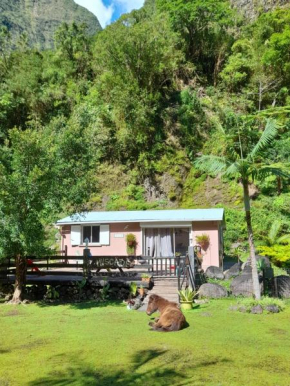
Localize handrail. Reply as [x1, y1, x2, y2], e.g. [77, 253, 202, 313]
[177, 247, 199, 291]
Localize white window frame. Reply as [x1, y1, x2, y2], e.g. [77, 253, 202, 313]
[82, 224, 101, 246]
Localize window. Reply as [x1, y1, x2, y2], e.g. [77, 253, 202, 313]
[83, 226, 100, 244]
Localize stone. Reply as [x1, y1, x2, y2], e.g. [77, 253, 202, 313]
[205, 266, 224, 280]
[242, 255, 271, 270]
[272, 276, 290, 298]
[238, 306, 248, 313]
[132, 298, 142, 310]
[229, 305, 239, 311]
[199, 283, 228, 299]
[224, 263, 241, 280]
[194, 299, 209, 305]
[265, 305, 280, 313]
[251, 304, 263, 314]
[241, 265, 252, 275]
[231, 274, 263, 297]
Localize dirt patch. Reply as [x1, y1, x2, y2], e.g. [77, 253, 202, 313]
[268, 328, 287, 336]
[18, 339, 47, 350]
[3, 309, 20, 317]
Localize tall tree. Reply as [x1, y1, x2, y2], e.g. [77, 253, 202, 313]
[194, 119, 289, 299]
[0, 123, 96, 303]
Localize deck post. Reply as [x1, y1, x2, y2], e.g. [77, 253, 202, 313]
[83, 249, 91, 279]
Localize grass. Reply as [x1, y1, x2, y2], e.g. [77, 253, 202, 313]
[1, 299, 290, 385]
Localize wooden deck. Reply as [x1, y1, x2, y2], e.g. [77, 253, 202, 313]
[0, 255, 187, 288]
[4, 273, 151, 288]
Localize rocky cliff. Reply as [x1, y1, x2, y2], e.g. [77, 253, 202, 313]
[231, 0, 290, 19]
[0, 0, 102, 49]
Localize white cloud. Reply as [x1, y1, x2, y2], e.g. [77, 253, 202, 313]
[74, 0, 145, 28]
[116, 0, 144, 13]
[74, 0, 114, 28]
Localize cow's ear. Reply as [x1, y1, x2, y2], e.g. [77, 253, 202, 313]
[150, 294, 156, 301]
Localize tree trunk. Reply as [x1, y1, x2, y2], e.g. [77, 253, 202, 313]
[242, 181, 261, 300]
[10, 255, 26, 304]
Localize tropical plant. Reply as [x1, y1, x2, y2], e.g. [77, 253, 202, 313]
[129, 282, 138, 297]
[100, 283, 110, 302]
[76, 278, 87, 301]
[257, 244, 290, 268]
[126, 233, 137, 255]
[178, 288, 197, 302]
[195, 234, 210, 249]
[45, 285, 60, 300]
[263, 220, 290, 246]
[195, 119, 290, 299]
[256, 258, 267, 273]
[141, 273, 150, 279]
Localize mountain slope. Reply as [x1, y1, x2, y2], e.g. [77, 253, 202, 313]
[230, 0, 290, 19]
[0, 0, 102, 49]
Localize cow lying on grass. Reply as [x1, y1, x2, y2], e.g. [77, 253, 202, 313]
[146, 294, 186, 332]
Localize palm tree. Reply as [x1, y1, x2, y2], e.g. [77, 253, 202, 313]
[194, 119, 289, 299]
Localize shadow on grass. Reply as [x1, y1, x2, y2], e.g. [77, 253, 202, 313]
[0, 349, 10, 354]
[36, 300, 124, 310]
[29, 349, 232, 386]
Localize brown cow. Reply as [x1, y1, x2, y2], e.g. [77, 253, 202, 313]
[146, 294, 186, 332]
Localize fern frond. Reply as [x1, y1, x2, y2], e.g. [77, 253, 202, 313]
[194, 155, 228, 176]
[256, 165, 290, 180]
[268, 220, 282, 245]
[250, 119, 278, 159]
[277, 234, 290, 245]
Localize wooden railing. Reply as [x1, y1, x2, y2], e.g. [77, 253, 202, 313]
[0, 255, 193, 283]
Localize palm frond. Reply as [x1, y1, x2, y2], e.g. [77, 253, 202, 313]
[256, 165, 290, 180]
[249, 119, 279, 159]
[224, 162, 240, 178]
[194, 155, 228, 176]
[277, 234, 290, 245]
[268, 220, 282, 245]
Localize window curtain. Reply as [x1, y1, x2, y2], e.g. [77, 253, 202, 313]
[144, 229, 157, 257]
[145, 229, 173, 257]
[160, 228, 174, 257]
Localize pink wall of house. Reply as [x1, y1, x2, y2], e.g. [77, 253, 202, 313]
[61, 223, 142, 257]
[60, 220, 222, 268]
[191, 221, 220, 270]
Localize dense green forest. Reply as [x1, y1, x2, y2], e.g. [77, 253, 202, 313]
[0, 0, 289, 266]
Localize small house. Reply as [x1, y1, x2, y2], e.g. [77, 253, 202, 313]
[56, 208, 225, 269]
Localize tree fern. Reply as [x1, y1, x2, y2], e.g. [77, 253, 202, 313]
[250, 119, 278, 159]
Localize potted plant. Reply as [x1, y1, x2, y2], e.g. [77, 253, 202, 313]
[138, 285, 145, 298]
[196, 234, 210, 250]
[126, 233, 137, 255]
[141, 273, 151, 283]
[178, 288, 197, 310]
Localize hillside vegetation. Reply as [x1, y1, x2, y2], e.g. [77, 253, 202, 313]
[0, 0, 289, 262]
[0, 0, 101, 49]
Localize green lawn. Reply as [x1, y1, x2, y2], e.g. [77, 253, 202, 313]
[1, 299, 290, 386]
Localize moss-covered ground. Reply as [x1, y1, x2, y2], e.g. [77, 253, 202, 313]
[0, 299, 290, 386]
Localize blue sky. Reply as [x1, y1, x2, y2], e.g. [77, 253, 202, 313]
[74, 0, 145, 28]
